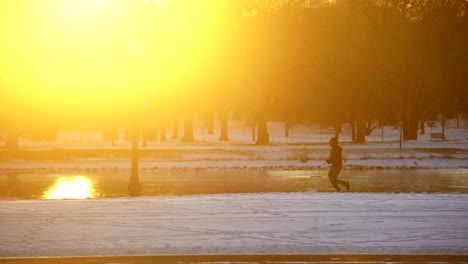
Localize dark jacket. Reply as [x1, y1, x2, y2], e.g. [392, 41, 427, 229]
[327, 145, 342, 167]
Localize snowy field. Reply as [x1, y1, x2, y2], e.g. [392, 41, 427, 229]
[1, 122, 467, 171]
[1, 192, 467, 257]
[1, 121, 467, 259]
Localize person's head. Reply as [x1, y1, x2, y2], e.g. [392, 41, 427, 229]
[329, 137, 338, 147]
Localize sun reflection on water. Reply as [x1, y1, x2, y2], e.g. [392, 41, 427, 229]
[43, 176, 96, 199]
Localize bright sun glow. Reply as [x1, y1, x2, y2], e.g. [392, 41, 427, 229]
[0, 0, 238, 121]
[43, 176, 96, 199]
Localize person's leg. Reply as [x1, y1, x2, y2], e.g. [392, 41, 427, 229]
[334, 166, 346, 186]
[328, 167, 341, 192]
[336, 179, 346, 186]
[336, 179, 350, 191]
[334, 166, 350, 191]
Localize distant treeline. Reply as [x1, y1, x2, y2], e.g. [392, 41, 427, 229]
[1, 0, 467, 147]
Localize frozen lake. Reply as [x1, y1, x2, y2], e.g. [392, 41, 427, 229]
[1, 169, 467, 199]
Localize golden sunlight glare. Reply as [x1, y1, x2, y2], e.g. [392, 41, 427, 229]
[43, 176, 96, 199]
[0, 0, 232, 117]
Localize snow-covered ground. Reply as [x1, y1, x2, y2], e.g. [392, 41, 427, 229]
[1, 122, 467, 258]
[1, 122, 467, 171]
[1, 192, 467, 257]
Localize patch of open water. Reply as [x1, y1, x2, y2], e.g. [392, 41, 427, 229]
[0, 169, 467, 199]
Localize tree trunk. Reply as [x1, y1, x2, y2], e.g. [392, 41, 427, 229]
[182, 114, 194, 142]
[111, 128, 117, 145]
[381, 124, 384, 141]
[419, 119, 425, 135]
[5, 128, 19, 148]
[160, 121, 166, 141]
[442, 122, 445, 141]
[403, 102, 418, 140]
[284, 118, 291, 138]
[172, 119, 179, 140]
[256, 117, 269, 145]
[356, 119, 366, 143]
[128, 125, 140, 197]
[207, 115, 214, 135]
[334, 122, 341, 137]
[355, 111, 366, 143]
[141, 127, 149, 148]
[252, 123, 256, 142]
[219, 111, 229, 141]
[351, 121, 356, 142]
[440, 115, 447, 141]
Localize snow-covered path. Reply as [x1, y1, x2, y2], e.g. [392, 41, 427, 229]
[1, 193, 467, 257]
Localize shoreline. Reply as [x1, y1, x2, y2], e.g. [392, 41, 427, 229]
[1, 160, 467, 172]
[1, 144, 467, 171]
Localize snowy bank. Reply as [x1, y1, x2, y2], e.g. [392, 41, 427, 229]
[1, 143, 467, 171]
[1, 192, 467, 257]
[1, 122, 467, 171]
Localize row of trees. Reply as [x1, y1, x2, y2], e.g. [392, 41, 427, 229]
[132, 0, 468, 144]
[1, 0, 467, 147]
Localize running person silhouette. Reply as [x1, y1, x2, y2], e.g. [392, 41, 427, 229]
[326, 137, 350, 192]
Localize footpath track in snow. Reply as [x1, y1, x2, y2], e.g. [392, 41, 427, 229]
[1, 193, 467, 257]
